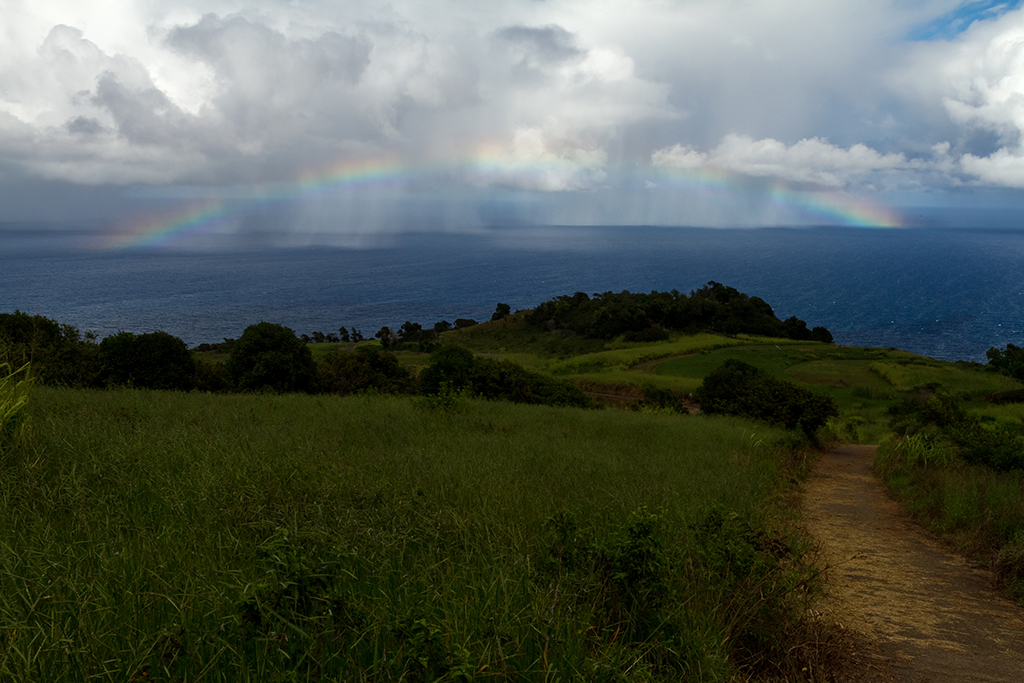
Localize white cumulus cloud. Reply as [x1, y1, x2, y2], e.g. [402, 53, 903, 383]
[901, 7, 1024, 188]
[652, 135, 926, 189]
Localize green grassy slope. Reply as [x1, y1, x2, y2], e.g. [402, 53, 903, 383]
[0, 387, 829, 682]
[439, 316, 1024, 444]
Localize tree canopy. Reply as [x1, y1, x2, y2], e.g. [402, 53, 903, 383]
[226, 322, 319, 393]
[987, 343, 1024, 381]
[525, 282, 833, 342]
[99, 330, 195, 390]
[0, 311, 99, 387]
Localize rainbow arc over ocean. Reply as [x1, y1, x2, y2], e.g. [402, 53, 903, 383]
[99, 156, 903, 249]
[99, 157, 408, 249]
[647, 165, 903, 229]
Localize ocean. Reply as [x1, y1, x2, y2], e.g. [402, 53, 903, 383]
[2, 225, 1023, 363]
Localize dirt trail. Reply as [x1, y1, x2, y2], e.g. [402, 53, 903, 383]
[802, 445, 1024, 682]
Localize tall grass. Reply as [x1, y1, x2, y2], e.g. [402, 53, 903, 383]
[875, 436, 1024, 604]
[0, 387, 830, 681]
[0, 361, 32, 454]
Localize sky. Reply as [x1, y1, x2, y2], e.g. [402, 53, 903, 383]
[4, 0, 1024, 246]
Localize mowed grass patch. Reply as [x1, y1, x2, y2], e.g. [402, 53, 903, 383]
[0, 387, 826, 682]
[548, 338, 816, 397]
[870, 361, 1021, 394]
[546, 333, 753, 376]
[653, 344, 825, 381]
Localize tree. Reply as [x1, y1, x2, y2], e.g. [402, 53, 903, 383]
[226, 322, 319, 393]
[811, 326, 834, 344]
[338, 328, 351, 343]
[398, 321, 425, 343]
[99, 330, 195, 390]
[454, 318, 478, 329]
[491, 303, 511, 321]
[375, 326, 396, 348]
[987, 343, 1024, 381]
[0, 311, 100, 387]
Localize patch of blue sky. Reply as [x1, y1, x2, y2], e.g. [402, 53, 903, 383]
[907, 0, 1022, 41]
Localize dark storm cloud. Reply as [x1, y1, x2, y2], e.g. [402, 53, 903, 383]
[493, 24, 582, 81]
[91, 71, 193, 145]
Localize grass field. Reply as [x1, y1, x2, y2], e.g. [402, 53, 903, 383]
[560, 340, 1021, 444]
[0, 386, 830, 682]
[198, 316, 1024, 449]
[8, 308, 1024, 678]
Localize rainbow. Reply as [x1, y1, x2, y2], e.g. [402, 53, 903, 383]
[647, 165, 904, 229]
[98, 156, 408, 249]
[769, 184, 903, 229]
[99, 154, 903, 249]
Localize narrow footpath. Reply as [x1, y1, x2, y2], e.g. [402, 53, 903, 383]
[802, 445, 1024, 682]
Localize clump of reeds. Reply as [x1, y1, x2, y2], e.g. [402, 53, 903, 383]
[0, 360, 32, 454]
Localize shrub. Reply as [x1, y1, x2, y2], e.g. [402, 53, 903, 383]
[634, 385, 689, 414]
[318, 346, 415, 395]
[194, 358, 229, 392]
[471, 356, 598, 408]
[419, 345, 598, 408]
[226, 322, 319, 393]
[418, 345, 476, 395]
[887, 387, 1024, 471]
[985, 388, 1024, 404]
[695, 359, 838, 439]
[622, 326, 670, 343]
[99, 330, 196, 390]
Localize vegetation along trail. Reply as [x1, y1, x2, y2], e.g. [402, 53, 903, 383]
[803, 445, 1024, 682]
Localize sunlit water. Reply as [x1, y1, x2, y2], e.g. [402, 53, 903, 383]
[2, 225, 1023, 362]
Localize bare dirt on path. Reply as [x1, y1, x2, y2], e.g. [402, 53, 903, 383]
[802, 445, 1024, 682]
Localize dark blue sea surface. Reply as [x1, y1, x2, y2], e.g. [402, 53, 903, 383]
[2, 225, 1023, 362]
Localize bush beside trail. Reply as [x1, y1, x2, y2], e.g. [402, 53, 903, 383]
[876, 383, 1024, 605]
[888, 386, 1024, 471]
[695, 359, 839, 440]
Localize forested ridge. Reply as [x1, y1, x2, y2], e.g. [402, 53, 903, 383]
[525, 281, 834, 342]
